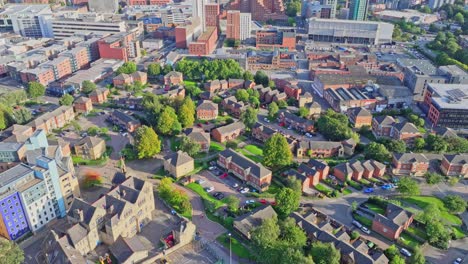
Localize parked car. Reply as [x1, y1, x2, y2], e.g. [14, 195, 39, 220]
[259, 199, 267, 204]
[196, 179, 206, 184]
[454, 258, 463, 264]
[400, 248, 412, 257]
[364, 188, 374, 193]
[361, 226, 371, 234]
[208, 166, 216, 171]
[245, 200, 255, 204]
[220, 173, 228, 179]
[216, 193, 225, 200]
[205, 186, 215, 193]
[232, 183, 239, 188]
[240, 188, 249, 194]
[352, 220, 363, 229]
[305, 133, 313, 138]
[381, 184, 393, 190]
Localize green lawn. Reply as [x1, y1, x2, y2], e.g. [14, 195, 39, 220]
[239, 149, 263, 163]
[400, 196, 462, 225]
[209, 141, 225, 152]
[346, 180, 363, 191]
[187, 183, 224, 208]
[342, 188, 353, 195]
[452, 226, 467, 239]
[406, 226, 428, 240]
[216, 233, 253, 259]
[353, 214, 373, 227]
[366, 203, 386, 215]
[315, 184, 333, 196]
[400, 231, 423, 249]
[244, 145, 263, 156]
[184, 80, 198, 87]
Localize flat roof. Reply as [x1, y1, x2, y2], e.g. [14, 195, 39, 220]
[428, 83, 468, 110]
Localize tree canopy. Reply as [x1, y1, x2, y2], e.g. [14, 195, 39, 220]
[147, 63, 161, 76]
[264, 134, 293, 168]
[175, 58, 243, 81]
[275, 187, 300, 219]
[240, 107, 258, 129]
[397, 177, 420, 196]
[268, 102, 279, 118]
[254, 71, 270, 87]
[59, 94, 74, 106]
[179, 135, 201, 156]
[317, 110, 359, 142]
[135, 126, 161, 159]
[81, 80, 97, 94]
[309, 242, 340, 264]
[0, 239, 24, 264]
[178, 97, 195, 128]
[27, 81, 45, 99]
[364, 142, 391, 162]
[443, 195, 467, 214]
[157, 106, 181, 135]
[116, 62, 137, 74]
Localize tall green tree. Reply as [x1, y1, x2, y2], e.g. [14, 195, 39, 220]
[179, 135, 201, 156]
[390, 255, 406, 264]
[264, 134, 293, 167]
[59, 94, 74, 106]
[426, 220, 451, 249]
[279, 217, 307, 248]
[420, 203, 441, 224]
[116, 62, 137, 74]
[251, 216, 280, 247]
[426, 134, 448, 153]
[0, 110, 7, 130]
[409, 246, 426, 264]
[275, 188, 300, 219]
[309, 242, 340, 264]
[178, 97, 195, 128]
[397, 177, 420, 196]
[0, 238, 24, 264]
[443, 195, 467, 214]
[27, 81, 45, 99]
[254, 71, 269, 87]
[147, 63, 161, 76]
[81, 80, 97, 94]
[13, 108, 32, 125]
[225, 195, 240, 212]
[387, 139, 406, 153]
[298, 107, 309, 118]
[157, 106, 179, 135]
[235, 89, 249, 102]
[414, 137, 426, 150]
[243, 71, 254, 81]
[364, 142, 391, 162]
[240, 106, 258, 129]
[135, 126, 161, 159]
[268, 102, 279, 118]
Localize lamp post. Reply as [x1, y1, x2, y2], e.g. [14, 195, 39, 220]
[228, 233, 232, 264]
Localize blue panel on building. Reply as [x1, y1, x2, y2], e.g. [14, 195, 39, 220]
[140, 17, 162, 25]
[0, 192, 30, 240]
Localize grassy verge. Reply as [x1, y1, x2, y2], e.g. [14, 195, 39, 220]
[346, 180, 363, 190]
[406, 226, 428, 240]
[399, 231, 423, 249]
[452, 226, 467, 239]
[400, 196, 462, 225]
[353, 213, 372, 227]
[239, 149, 263, 163]
[209, 141, 225, 152]
[366, 203, 385, 215]
[72, 147, 112, 166]
[315, 183, 333, 196]
[244, 144, 263, 156]
[217, 233, 254, 259]
[187, 183, 224, 208]
[342, 188, 353, 195]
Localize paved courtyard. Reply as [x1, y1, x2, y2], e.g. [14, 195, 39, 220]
[166, 244, 218, 264]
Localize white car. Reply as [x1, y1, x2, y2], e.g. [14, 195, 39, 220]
[240, 188, 249, 194]
[305, 133, 312, 138]
[205, 186, 215, 193]
[454, 258, 463, 264]
[263, 117, 270, 123]
[208, 166, 216, 171]
[361, 226, 371, 234]
[232, 183, 239, 188]
[245, 200, 255, 204]
[196, 179, 206, 184]
[400, 248, 412, 257]
[352, 220, 362, 229]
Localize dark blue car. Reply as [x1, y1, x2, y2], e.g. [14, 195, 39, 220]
[364, 188, 374, 193]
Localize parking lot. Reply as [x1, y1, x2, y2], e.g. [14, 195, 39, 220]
[166, 244, 217, 264]
[195, 169, 249, 204]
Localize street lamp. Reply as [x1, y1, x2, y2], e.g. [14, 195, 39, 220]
[228, 233, 232, 264]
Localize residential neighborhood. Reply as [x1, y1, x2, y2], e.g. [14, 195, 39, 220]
[0, 0, 467, 264]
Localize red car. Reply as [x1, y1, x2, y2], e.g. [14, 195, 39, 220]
[259, 199, 267, 205]
[270, 201, 277, 206]
[220, 173, 228, 179]
[197, 123, 202, 127]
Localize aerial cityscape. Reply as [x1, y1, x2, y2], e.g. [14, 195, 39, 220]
[0, 0, 466, 263]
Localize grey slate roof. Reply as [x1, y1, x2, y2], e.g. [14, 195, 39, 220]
[67, 199, 98, 226]
[219, 148, 271, 179]
[109, 236, 147, 264]
[350, 160, 364, 173]
[349, 107, 372, 117]
[66, 224, 88, 247]
[393, 153, 428, 163]
[386, 203, 412, 226]
[306, 159, 328, 171]
[213, 122, 245, 135]
[334, 162, 353, 175]
[252, 122, 276, 136]
[373, 115, 395, 126]
[187, 130, 210, 144]
[75, 136, 104, 148]
[197, 100, 218, 111]
[164, 151, 194, 167]
[393, 121, 419, 134]
[112, 110, 140, 125]
[444, 154, 468, 165]
[233, 205, 277, 238]
[298, 140, 343, 150]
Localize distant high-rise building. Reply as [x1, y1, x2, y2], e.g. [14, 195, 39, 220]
[428, 0, 454, 9]
[0, 4, 53, 38]
[88, 0, 119, 14]
[322, 0, 337, 18]
[204, 3, 220, 28]
[349, 0, 369, 20]
[227, 0, 287, 22]
[227, 10, 251, 41]
[193, 0, 206, 30]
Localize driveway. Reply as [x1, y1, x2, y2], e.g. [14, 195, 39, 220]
[198, 170, 248, 203]
[424, 238, 468, 264]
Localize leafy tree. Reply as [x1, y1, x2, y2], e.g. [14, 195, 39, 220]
[178, 97, 195, 128]
[59, 94, 74, 106]
[317, 109, 357, 142]
[0, 238, 24, 264]
[235, 89, 249, 102]
[410, 246, 426, 264]
[279, 247, 314, 264]
[350, 230, 360, 240]
[298, 107, 309, 118]
[390, 255, 406, 264]
[414, 137, 425, 150]
[0, 90, 27, 107]
[286, 176, 302, 193]
[351, 201, 358, 212]
[387, 140, 406, 153]
[426, 134, 448, 153]
[426, 220, 451, 249]
[443, 195, 467, 214]
[147, 63, 161, 76]
[454, 12, 465, 24]
[240, 106, 258, 129]
[268, 102, 279, 118]
[254, 71, 269, 87]
[27, 82, 45, 99]
[243, 71, 254, 81]
[425, 172, 443, 185]
[420, 203, 441, 224]
[225, 195, 240, 212]
[157, 106, 180, 135]
[275, 188, 300, 219]
[286, 0, 301, 17]
[135, 125, 161, 159]
[384, 245, 399, 260]
[249, 96, 260, 108]
[264, 134, 293, 167]
[162, 64, 173, 75]
[309, 242, 340, 264]
[116, 62, 137, 74]
[175, 58, 242, 81]
[268, 80, 276, 89]
[446, 136, 468, 153]
[364, 142, 391, 162]
[251, 216, 280, 247]
[277, 100, 288, 109]
[448, 176, 459, 186]
[419, 5, 432, 13]
[13, 108, 32, 125]
[279, 217, 307, 248]
[87, 126, 99, 136]
[179, 135, 201, 156]
[0, 110, 7, 130]
[397, 177, 420, 196]
[82, 80, 97, 94]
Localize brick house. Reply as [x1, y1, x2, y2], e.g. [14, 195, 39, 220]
[187, 129, 210, 153]
[222, 96, 247, 118]
[347, 107, 372, 128]
[278, 111, 314, 132]
[108, 110, 141, 133]
[372, 115, 396, 137]
[211, 122, 245, 143]
[390, 122, 422, 146]
[73, 136, 106, 160]
[334, 159, 386, 182]
[164, 71, 183, 86]
[372, 204, 413, 240]
[440, 154, 468, 178]
[113, 71, 148, 88]
[73, 96, 93, 114]
[218, 148, 272, 191]
[251, 123, 277, 142]
[234, 205, 277, 240]
[296, 140, 355, 158]
[284, 160, 329, 191]
[196, 100, 218, 120]
[163, 151, 194, 178]
[228, 78, 245, 89]
[26, 106, 75, 134]
[89, 88, 109, 104]
[392, 153, 429, 176]
[166, 86, 186, 98]
[204, 80, 228, 93]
